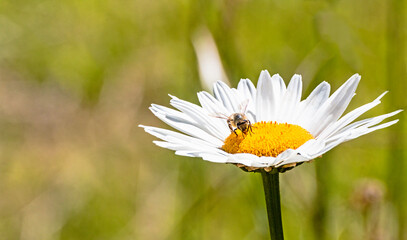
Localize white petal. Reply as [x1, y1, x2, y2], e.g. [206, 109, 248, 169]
[312, 116, 396, 158]
[141, 126, 218, 148]
[196, 91, 232, 132]
[276, 153, 309, 167]
[330, 109, 402, 141]
[229, 153, 275, 167]
[312, 137, 347, 157]
[293, 81, 331, 127]
[144, 127, 229, 161]
[345, 119, 399, 140]
[274, 139, 325, 166]
[199, 152, 230, 163]
[170, 97, 229, 140]
[237, 78, 257, 121]
[256, 71, 287, 121]
[295, 139, 326, 158]
[307, 74, 361, 136]
[336, 120, 398, 144]
[153, 141, 204, 155]
[277, 74, 303, 123]
[317, 91, 387, 140]
[274, 149, 300, 166]
[213, 81, 242, 113]
[197, 91, 228, 114]
[149, 104, 224, 147]
[237, 78, 256, 100]
[228, 153, 260, 166]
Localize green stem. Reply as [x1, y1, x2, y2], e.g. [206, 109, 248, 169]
[261, 170, 284, 240]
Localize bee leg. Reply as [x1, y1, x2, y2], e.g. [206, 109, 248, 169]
[228, 122, 236, 136]
[248, 123, 254, 135]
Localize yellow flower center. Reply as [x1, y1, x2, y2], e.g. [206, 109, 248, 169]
[222, 121, 314, 157]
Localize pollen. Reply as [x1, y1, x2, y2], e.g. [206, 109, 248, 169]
[222, 121, 314, 157]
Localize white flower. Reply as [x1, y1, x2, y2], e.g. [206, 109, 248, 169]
[140, 70, 401, 171]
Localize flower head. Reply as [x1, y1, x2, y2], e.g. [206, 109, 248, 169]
[140, 70, 401, 172]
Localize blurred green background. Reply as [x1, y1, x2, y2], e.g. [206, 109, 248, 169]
[0, 0, 405, 239]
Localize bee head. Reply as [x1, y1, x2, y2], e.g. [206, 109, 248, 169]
[232, 113, 244, 121]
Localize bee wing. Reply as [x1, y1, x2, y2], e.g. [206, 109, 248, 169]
[209, 112, 229, 119]
[239, 99, 250, 114]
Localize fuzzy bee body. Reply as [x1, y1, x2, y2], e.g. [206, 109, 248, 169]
[211, 100, 253, 136]
[227, 113, 253, 136]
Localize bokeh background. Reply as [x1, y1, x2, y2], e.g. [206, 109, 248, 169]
[0, 0, 405, 239]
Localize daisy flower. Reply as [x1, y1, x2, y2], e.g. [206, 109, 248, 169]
[140, 70, 401, 172]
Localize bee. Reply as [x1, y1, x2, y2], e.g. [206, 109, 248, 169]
[211, 100, 253, 136]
